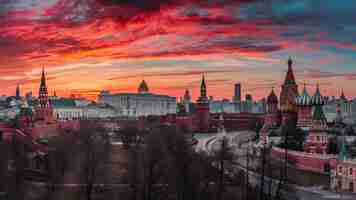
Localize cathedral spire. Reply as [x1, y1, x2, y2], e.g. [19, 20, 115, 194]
[16, 84, 20, 99]
[200, 74, 207, 98]
[340, 88, 347, 101]
[284, 57, 296, 85]
[40, 66, 46, 88]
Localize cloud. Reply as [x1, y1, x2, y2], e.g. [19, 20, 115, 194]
[108, 69, 238, 80]
[298, 69, 356, 80]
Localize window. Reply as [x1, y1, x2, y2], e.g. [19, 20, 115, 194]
[350, 168, 354, 176]
[350, 182, 354, 192]
[339, 166, 343, 173]
[317, 136, 320, 141]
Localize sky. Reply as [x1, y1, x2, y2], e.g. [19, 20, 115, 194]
[0, 0, 356, 101]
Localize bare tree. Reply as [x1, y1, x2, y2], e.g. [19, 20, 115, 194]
[211, 136, 234, 200]
[8, 134, 28, 200]
[0, 131, 8, 197]
[45, 132, 76, 200]
[76, 121, 111, 200]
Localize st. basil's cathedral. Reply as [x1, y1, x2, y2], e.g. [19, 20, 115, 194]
[260, 57, 333, 154]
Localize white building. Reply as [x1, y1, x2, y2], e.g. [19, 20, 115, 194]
[82, 104, 120, 119]
[97, 80, 177, 117]
[52, 98, 120, 120]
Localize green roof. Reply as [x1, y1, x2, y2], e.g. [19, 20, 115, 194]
[313, 104, 326, 121]
[339, 142, 348, 160]
[51, 99, 76, 107]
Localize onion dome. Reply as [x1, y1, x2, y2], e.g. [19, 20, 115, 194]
[280, 100, 297, 113]
[267, 88, 278, 104]
[311, 83, 324, 105]
[138, 79, 149, 93]
[295, 83, 311, 106]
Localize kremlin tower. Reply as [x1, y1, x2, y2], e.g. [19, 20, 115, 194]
[260, 87, 281, 144]
[35, 68, 54, 122]
[195, 75, 210, 132]
[296, 83, 313, 129]
[280, 57, 299, 125]
[265, 87, 280, 127]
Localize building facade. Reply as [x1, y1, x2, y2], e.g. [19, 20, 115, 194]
[97, 80, 176, 117]
[331, 159, 356, 193]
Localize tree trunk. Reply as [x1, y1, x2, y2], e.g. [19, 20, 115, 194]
[218, 160, 224, 200]
[259, 147, 266, 200]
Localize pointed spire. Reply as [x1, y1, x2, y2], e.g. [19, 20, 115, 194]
[16, 84, 20, 99]
[312, 82, 324, 105]
[200, 74, 207, 97]
[284, 57, 296, 85]
[296, 81, 311, 106]
[40, 66, 46, 88]
[340, 88, 347, 101]
[267, 87, 278, 104]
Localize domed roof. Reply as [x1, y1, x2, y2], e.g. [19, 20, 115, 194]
[311, 83, 324, 105]
[138, 79, 149, 93]
[296, 84, 312, 106]
[267, 88, 278, 104]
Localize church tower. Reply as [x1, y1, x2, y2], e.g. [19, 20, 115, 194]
[195, 75, 210, 132]
[296, 83, 313, 129]
[266, 88, 281, 126]
[304, 84, 329, 154]
[35, 67, 53, 122]
[280, 57, 298, 125]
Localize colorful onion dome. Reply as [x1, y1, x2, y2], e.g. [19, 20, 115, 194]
[311, 83, 324, 105]
[295, 83, 312, 106]
[138, 79, 149, 93]
[280, 100, 297, 113]
[267, 88, 278, 104]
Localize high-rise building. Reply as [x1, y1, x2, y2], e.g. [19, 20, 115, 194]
[233, 83, 241, 102]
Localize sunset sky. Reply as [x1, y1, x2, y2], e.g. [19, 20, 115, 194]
[1, 0, 356, 101]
